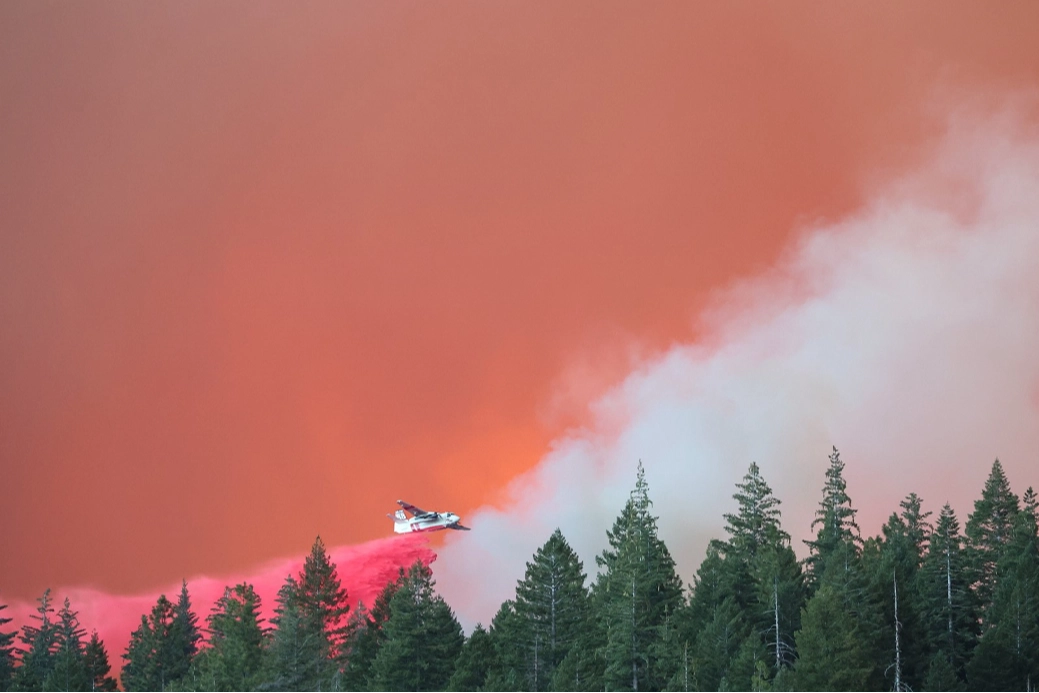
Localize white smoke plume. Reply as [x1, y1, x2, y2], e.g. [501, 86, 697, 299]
[436, 103, 1039, 630]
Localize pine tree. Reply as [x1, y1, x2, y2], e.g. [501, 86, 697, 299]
[803, 447, 861, 590]
[262, 575, 322, 691]
[724, 462, 788, 562]
[10, 589, 58, 692]
[791, 584, 873, 691]
[167, 581, 201, 685]
[966, 503, 1039, 691]
[0, 603, 16, 692]
[720, 463, 805, 681]
[121, 594, 177, 691]
[485, 600, 526, 691]
[122, 616, 153, 692]
[653, 604, 689, 692]
[447, 624, 496, 691]
[199, 583, 265, 691]
[1024, 487, 1038, 516]
[298, 535, 350, 689]
[339, 602, 374, 691]
[724, 635, 769, 692]
[688, 596, 746, 692]
[512, 528, 590, 690]
[340, 569, 405, 690]
[919, 504, 978, 683]
[367, 562, 463, 691]
[751, 543, 804, 677]
[44, 598, 89, 692]
[868, 504, 931, 692]
[923, 649, 966, 692]
[965, 459, 1020, 615]
[595, 461, 684, 691]
[83, 632, 118, 692]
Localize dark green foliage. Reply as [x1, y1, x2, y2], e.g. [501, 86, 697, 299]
[804, 447, 861, 590]
[201, 584, 265, 691]
[83, 632, 118, 692]
[966, 459, 1020, 615]
[595, 461, 684, 691]
[168, 581, 201, 685]
[10, 589, 58, 692]
[924, 649, 966, 692]
[263, 536, 350, 691]
[485, 601, 526, 691]
[550, 641, 603, 692]
[512, 528, 591, 690]
[680, 463, 805, 689]
[297, 536, 350, 661]
[8, 453, 1039, 692]
[865, 499, 932, 691]
[966, 503, 1039, 691]
[728, 464, 805, 679]
[122, 594, 179, 691]
[919, 504, 979, 683]
[690, 596, 747, 691]
[44, 598, 89, 692]
[447, 624, 496, 691]
[752, 545, 804, 675]
[724, 635, 769, 691]
[0, 603, 16, 692]
[340, 569, 404, 690]
[262, 575, 320, 691]
[724, 462, 789, 561]
[792, 585, 873, 691]
[367, 562, 463, 691]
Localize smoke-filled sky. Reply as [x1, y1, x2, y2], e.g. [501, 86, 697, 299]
[2, 0, 1039, 633]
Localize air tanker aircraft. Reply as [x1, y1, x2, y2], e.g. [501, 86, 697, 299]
[389, 500, 471, 533]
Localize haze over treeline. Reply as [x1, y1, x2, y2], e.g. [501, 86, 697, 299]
[2, 449, 1036, 691]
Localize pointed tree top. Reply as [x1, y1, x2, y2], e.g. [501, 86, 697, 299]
[1022, 487, 1037, 515]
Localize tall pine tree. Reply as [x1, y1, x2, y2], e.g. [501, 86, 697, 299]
[966, 501, 1039, 691]
[168, 581, 201, 685]
[726, 462, 805, 681]
[803, 446, 861, 590]
[298, 535, 349, 689]
[44, 598, 89, 692]
[0, 603, 16, 692]
[919, 503, 979, 684]
[202, 584, 265, 691]
[263, 575, 322, 691]
[10, 589, 58, 692]
[340, 568, 406, 690]
[594, 460, 683, 691]
[121, 594, 178, 691]
[367, 562, 464, 691]
[966, 459, 1020, 618]
[791, 585, 873, 691]
[512, 528, 591, 690]
[83, 632, 118, 692]
[262, 536, 350, 690]
[447, 624, 497, 692]
[866, 499, 932, 691]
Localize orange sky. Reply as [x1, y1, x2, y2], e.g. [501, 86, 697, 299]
[2, 1, 1039, 600]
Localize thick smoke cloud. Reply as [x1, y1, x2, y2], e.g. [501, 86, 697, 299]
[436, 107, 1039, 630]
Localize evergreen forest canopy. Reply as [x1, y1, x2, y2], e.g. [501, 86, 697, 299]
[2, 449, 1038, 692]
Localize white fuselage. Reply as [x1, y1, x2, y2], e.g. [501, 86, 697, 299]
[392, 509, 461, 533]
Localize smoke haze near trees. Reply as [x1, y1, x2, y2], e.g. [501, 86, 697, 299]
[436, 104, 1039, 630]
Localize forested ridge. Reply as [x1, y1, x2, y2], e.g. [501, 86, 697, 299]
[2, 449, 1037, 691]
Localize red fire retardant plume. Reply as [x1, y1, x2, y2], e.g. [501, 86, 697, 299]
[0, 534, 435, 674]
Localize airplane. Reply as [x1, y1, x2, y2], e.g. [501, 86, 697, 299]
[389, 500, 471, 533]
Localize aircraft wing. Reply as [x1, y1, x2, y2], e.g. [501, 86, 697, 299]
[397, 500, 428, 517]
[450, 523, 471, 531]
